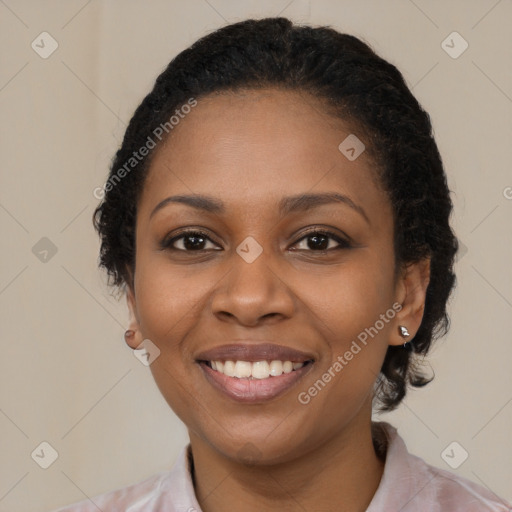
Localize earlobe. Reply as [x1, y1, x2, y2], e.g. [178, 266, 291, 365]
[124, 329, 138, 349]
[390, 257, 431, 347]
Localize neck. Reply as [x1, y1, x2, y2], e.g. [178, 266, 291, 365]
[189, 413, 385, 512]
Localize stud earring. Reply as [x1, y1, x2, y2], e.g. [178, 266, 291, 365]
[398, 325, 413, 351]
[398, 325, 409, 338]
[124, 330, 135, 341]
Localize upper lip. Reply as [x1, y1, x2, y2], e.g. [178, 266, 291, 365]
[195, 343, 315, 363]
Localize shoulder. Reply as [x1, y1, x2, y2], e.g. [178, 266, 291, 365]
[370, 422, 511, 512]
[49, 445, 199, 512]
[50, 470, 170, 511]
[410, 452, 511, 511]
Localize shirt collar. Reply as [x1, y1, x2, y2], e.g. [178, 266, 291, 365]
[166, 421, 423, 512]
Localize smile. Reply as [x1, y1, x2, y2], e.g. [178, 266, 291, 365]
[206, 359, 309, 379]
[197, 359, 314, 403]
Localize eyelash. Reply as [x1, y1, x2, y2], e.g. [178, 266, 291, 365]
[160, 228, 351, 253]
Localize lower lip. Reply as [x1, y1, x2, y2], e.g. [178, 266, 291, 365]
[198, 362, 313, 403]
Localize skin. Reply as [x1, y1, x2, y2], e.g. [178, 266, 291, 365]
[124, 88, 430, 512]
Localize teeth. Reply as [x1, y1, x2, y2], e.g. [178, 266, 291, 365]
[209, 359, 307, 379]
[283, 361, 293, 373]
[223, 360, 235, 377]
[234, 361, 252, 378]
[252, 361, 270, 379]
[269, 360, 283, 376]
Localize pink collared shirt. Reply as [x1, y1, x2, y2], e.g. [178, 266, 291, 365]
[51, 422, 511, 511]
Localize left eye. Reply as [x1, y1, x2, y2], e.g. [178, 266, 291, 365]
[292, 231, 349, 251]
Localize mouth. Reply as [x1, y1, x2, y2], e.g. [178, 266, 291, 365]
[195, 343, 315, 403]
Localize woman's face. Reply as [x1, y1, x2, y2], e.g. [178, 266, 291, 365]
[126, 88, 422, 463]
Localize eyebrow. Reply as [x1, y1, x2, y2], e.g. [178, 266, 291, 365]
[149, 192, 369, 224]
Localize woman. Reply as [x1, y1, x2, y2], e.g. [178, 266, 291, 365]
[54, 17, 510, 512]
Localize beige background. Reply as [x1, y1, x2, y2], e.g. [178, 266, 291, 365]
[0, 1, 511, 511]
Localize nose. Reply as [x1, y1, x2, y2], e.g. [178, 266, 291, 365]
[211, 248, 295, 327]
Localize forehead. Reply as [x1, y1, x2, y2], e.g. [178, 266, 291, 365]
[138, 88, 387, 219]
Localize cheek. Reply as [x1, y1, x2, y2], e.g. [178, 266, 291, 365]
[304, 252, 396, 343]
[133, 245, 210, 342]
[133, 255, 209, 422]
[297, 251, 396, 398]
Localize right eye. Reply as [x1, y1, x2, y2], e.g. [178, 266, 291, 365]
[161, 230, 221, 252]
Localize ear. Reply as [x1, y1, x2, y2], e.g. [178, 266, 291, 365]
[389, 257, 431, 346]
[125, 281, 143, 350]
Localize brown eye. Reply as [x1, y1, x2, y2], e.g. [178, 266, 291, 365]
[162, 231, 219, 251]
[293, 230, 350, 252]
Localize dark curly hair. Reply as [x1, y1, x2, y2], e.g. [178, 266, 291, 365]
[93, 17, 458, 411]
